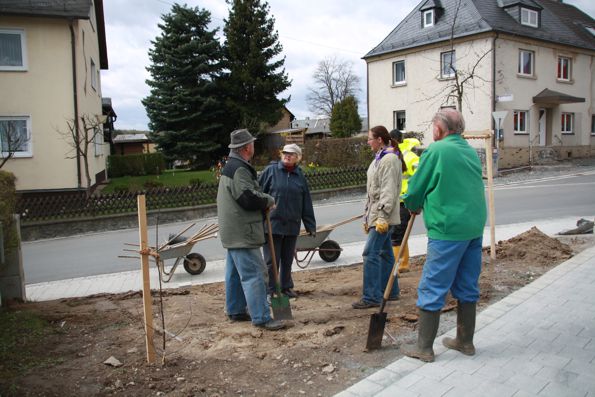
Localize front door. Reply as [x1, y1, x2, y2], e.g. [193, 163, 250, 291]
[538, 108, 546, 146]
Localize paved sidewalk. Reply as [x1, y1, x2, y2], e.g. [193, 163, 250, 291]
[25, 216, 585, 302]
[335, 245, 595, 397]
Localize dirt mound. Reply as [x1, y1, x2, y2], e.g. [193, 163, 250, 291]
[494, 226, 573, 265]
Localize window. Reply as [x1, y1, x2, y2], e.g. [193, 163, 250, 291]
[518, 50, 534, 76]
[557, 56, 571, 81]
[0, 116, 31, 157]
[393, 60, 405, 84]
[561, 113, 573, 134]
[513, 110, 528, 134]
[94, 125, 102, 156]
[423, 10, 434, 28]
[591, 115, 595, 135]
[520, 8, 539, 27]
[0, 29, 27, 71]
[394, 111, 406, 131]
[91, 59, 97, 90]
[441, 51, 456, 78]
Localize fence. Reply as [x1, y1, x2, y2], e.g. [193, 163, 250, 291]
[16, 166, 367, 223]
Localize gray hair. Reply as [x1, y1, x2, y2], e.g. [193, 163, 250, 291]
[432, 108, 465, 135]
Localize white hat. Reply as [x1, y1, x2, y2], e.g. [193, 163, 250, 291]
[282, 144, 302, 156]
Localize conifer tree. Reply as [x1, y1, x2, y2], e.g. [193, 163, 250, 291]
[330, 96, 362, 138]
[143, 4, 224, 168]
[222, 0, 291, 134]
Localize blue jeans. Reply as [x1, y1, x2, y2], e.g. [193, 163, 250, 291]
[417, 237, 483, 311]
[225, 248, 272, 325]
[263, 234, 298, 293]
[362, 226, 399, 304]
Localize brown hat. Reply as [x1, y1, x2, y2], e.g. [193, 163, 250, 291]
[228, 129, 256, 149]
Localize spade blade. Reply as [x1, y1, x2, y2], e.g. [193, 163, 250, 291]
[365, 311, 388, 351]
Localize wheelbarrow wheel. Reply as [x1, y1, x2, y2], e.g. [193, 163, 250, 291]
[319, 240, 341, 262]
[183, 253, 206, 275]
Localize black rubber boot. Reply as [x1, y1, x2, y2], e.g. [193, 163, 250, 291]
[402, 309, 440, 362]
[442, 301, 476, 356]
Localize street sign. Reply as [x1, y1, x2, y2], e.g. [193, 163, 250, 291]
[496, 94, 513, 102]
[492, 111, 508, 143]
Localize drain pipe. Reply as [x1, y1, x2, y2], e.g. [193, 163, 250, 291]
[69, 19, 82, 188]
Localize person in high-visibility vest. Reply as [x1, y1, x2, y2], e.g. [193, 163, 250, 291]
[389, 130, 421, 274]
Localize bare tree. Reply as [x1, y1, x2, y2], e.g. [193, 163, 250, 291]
[0, 120, 31, 169]
[307, 56, 361, 117]
[58, 114, 106, 193]
[419, 0, 493, 113]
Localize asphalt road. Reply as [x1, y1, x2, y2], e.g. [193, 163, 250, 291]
[22, 171, 595, 284]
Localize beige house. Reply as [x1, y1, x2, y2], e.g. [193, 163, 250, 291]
[0, 0, 110, 192]
[365, 0, 595, 168]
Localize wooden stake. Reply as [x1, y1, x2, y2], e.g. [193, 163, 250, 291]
[464, 130, 496, 262]
[484, 133, 497, 261]
[138, 195, 156, 363]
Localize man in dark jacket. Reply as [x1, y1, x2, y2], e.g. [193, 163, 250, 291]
[217, 129, 285, 331]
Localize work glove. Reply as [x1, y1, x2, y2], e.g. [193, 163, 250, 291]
[375, 218, 389, 234]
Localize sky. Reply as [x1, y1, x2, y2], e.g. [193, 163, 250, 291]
[101, 0, 595, 131]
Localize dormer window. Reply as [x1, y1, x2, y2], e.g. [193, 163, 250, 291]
[423, 10, 434, 27]
[521, 7, 538, 27]
[420, 0, 442, 28]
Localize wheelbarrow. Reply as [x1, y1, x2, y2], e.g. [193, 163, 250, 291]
[121, 223, 218, 283]
[294, 214, 363, 269]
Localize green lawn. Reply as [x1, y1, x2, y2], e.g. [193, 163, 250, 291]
[102, 169, 217, 193]
[101, 165, 332, 194]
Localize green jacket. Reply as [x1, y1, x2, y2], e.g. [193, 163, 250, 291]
[404, 134, 486, 241]
[217, 153, 274, 249]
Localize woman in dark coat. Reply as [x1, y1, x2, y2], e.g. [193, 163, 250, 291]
[258, 144, 316, 298]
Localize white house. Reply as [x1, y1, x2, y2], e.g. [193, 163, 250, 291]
[0, 0, 111, 192]
[364, 0, 595, 168]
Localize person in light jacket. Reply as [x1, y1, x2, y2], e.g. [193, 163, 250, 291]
[352, 125, 404, 309]
[259, 144, 316, 298]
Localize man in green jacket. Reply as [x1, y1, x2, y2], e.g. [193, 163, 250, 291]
[217, 129, 284, 331]
[402, 108, 486, 362]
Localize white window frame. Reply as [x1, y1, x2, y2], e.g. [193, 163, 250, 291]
[557, 56, 571, 81]
[423, 10, 434, 28]
[93, 125, 103, 156]
[0, 116, 32, 157]
[90, 58, 97, 91]
[0, 28, 28, 71]
[521, 8, 538, 27]
[441, 50, 456, 79]
[394, 110, 406, 131]
[393, 60, 406, 85]
[513, 110, 528, 134]
[518, 49, 534, 77]
[561, 112, 573, 134]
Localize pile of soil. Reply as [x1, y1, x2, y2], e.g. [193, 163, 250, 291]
[1, 229, 591, 397]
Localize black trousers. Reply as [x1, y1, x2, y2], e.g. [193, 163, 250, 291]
[263, 234, 298, 293]
[390, 203, 411, 246]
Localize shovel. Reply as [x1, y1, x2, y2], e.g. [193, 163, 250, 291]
[265, 211, 293, 320]
[365, 213, 416, 351]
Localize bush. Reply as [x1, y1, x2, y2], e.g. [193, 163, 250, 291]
[189, 178, 202, 187]
[303, 136, 372, 168]
[108, 153, 166, 177]
[0, 171, 18, 256]
[143, 180, 164, 189]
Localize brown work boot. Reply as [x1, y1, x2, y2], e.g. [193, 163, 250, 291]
[442, 302, 476, 355]
[402, 309, 440, 362]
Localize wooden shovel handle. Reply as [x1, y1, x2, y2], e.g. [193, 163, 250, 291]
[265, 210, 282, 294]
[382, 213, 416, 301]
